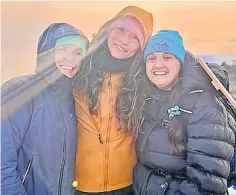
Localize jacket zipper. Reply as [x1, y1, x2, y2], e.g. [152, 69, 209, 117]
[22, 154, 34, 184]
[57, 102, 67, 195]
[104, 75, 112, 191]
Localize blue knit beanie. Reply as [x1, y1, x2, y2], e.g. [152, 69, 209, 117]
[144, 30, 186, 63]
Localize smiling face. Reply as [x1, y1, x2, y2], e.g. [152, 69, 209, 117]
[107, 27, 140, 59]
[54, 45, 83, 78]
[146, 52, 181, 91]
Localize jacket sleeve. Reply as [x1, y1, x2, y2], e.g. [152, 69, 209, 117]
[177, 92, 235, 195]
[1, 78, 33, 195]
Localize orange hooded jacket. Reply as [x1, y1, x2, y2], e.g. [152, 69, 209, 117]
[73, 6, 153, 192]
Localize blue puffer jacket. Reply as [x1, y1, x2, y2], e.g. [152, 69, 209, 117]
[1, 23, 84, 195]
[133, 52, 236, 195]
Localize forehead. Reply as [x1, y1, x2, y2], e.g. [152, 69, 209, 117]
[110, 27, 135, 36]
[151, 52, 172, 55]
[148, 52, 175, 57]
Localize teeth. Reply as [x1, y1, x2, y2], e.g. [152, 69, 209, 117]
[61, 66, 73, 70]
[154, 71, 167, 75]
[116, 45, 126, 52]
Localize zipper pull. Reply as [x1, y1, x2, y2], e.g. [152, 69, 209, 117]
[98, 133, 103, 144]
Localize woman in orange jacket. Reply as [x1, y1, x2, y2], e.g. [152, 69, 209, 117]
[73, 6, 153, 195]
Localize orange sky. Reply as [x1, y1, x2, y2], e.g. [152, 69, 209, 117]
[1, 1, 236, 83]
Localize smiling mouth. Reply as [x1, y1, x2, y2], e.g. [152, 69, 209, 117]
[153, 71, 168, 76]
[114, 43, 128, 52]
[60, 65, 74, 70]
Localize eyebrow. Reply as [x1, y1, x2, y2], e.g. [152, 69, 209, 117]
[147, 55, 155, 59]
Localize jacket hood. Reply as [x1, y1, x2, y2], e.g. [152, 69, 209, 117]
[91, 6, 153, 51]
[36, 23, 88, 74]
[181, 51, 229, 93]
[37, 23, 86, 54]
[116, 6, 154, 49]
[35, 23, 88, 103]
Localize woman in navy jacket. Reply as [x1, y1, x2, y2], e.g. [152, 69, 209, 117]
[1, 23, 89, 195]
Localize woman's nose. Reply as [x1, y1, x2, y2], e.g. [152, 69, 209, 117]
[119, 33, 129, 45]
[153, 59, 164, 68]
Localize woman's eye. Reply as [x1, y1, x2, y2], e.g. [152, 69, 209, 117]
[148, 57, 155, 61]
[164, 56, 171, 60]
[76, 52, 82, 56]
[74, 49, 83, 56]
[132, 35, 138, 40]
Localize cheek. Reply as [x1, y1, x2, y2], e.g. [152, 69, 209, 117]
[108, 31, 116, 44]
[146, 64, 153, 78]
[131, 45, 139, 54]
[75, 55, 82, 63]
[54, 53, 63, 64]
[129, 41, 139, 53]
[75, 59, 82, 68]
[170, 64, 181, 77]
[76, 58, 81, 64]
[54, 56, 60, 67]
[107, 36, 114, 53]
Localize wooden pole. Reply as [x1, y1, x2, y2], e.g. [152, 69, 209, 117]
[197, 57, 236, 109]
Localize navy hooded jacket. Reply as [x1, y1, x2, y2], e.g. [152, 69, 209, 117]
[1, 23, 86, 195]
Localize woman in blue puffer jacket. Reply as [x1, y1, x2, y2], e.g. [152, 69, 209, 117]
[1, 23, 89, 195]
[131, 30, 236, 195]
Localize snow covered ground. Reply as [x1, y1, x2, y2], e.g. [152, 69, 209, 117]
[228, 187, 235, 195]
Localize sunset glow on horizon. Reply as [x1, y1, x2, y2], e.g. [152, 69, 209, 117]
[2, 1, 236, 83]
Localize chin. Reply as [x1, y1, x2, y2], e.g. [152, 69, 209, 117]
[63, 73, 73, 79]
[111, 53, 127, 60]
[67, 75, 73, 79]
